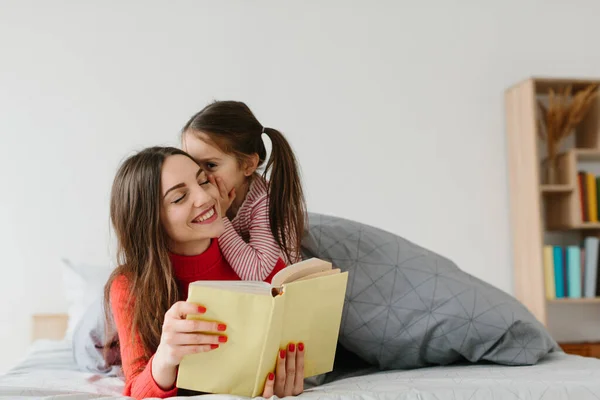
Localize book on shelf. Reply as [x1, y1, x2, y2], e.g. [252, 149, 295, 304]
[577, 171, 600, 223]
[587, 173, 598, 222]
[567, 246, 582, 298]
[544, 238, 600, 299]
[584, 237, 599, 297]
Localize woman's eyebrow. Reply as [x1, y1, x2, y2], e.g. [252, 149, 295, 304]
[163, 169, 204, 198]
[163, 183, 186, 198]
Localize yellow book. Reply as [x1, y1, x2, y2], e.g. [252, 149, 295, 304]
[176, 258, 349, 397]
[543, 245, 555, 300]
[587, 173, 598, 222]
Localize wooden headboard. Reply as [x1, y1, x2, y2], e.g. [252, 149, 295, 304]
[32, 314, 69, 341]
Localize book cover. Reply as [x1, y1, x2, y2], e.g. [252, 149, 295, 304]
[553, 246, 565, 298]
[596, 239, 600, 297]
[543, 246, 555, 300]
[567, 246, 582, 298]
[587, 173, 598, 222]
[579, 171, 589, 222]
[581, 247, 586, 295]
[584, 237, 599, 298]
[597, 177, 600, 223]
[175, 258, 348, 396]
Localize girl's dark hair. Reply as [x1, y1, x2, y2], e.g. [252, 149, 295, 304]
[182, 101, 306, 262]
[104, 146, 198, 366]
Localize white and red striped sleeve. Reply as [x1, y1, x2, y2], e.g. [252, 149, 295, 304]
[218, 195, 281, 281]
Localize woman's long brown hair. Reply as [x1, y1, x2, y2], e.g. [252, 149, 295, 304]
[182, 101, 306, 262]
[104, 146, 196, 364]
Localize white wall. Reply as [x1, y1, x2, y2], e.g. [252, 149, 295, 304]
[2, 0, 600, 372]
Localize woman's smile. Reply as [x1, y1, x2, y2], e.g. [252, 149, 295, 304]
[192, 206, 218, 225]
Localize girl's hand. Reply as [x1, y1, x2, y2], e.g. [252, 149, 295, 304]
[153, 301, 226, 374]
[209, 175, 236, 217]
[262, 342, 305, 398]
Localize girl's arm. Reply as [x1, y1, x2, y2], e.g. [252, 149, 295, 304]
[219, 194, 284, 281]
[110, 276, 178, 399]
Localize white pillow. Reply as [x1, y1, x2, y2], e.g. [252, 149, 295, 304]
[60, 259, 113, 340]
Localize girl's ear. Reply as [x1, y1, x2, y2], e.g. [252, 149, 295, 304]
[243, 153, 260, 176]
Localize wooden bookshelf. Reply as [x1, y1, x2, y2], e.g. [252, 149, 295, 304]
[540, 184, 574, 194]
[506, 77, 600, 328]
[548, 298, 600, 304]
[560, 342, 600, 358]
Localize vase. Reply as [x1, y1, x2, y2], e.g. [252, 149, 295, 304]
[543, 158, 558, 185]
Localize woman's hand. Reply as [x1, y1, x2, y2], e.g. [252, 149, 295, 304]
[152, 301, 226, 390]
[209, 175, 235, 217]
[262, 342, 305, 398]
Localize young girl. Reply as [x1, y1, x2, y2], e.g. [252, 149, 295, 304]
[181, 100, 307, 281]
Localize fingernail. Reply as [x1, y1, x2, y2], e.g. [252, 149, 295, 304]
[198, 306, 207, 313]
[218, 336, 228, 343]
[210, 344, 219, 349]
[218, 324, 227, 331]
[298, 342, 304, 352]
[279, 349, 286, 359]
[268, 372, 274, 381]
[288, 343, 295, 352]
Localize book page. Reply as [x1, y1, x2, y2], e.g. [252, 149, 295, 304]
[252, 293, 285, 396]
[189, 280, 272, 295]
[293, 268, 341, 282]
[176, 284, 274, 395]
[271, 258, 333, 287]
[278, 272, 349, 377]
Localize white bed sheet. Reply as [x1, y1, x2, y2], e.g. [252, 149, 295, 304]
[2, 339, 600, 400]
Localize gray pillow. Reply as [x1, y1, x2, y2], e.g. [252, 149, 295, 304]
[301, 213, 560, 370]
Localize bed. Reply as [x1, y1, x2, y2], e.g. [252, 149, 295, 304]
[6, 214, 600, 399]
[2, 314, 600, 400]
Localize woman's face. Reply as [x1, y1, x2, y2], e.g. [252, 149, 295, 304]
[160, 154, 224, 254]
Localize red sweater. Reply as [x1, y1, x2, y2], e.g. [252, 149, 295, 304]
[110, 238, 286, 399]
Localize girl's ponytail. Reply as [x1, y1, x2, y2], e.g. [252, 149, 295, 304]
[262, 127, 306, 262]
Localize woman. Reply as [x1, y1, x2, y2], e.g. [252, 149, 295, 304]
[104, 146, 305, 399]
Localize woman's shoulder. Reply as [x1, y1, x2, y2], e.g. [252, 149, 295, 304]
[109, 272, 133, 302]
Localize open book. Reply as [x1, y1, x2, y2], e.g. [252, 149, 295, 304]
[176, 258, 348, 397]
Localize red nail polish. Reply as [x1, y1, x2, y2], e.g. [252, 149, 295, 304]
[288, 343, 295, 352]
[218, 324, 227, 332]
[218, 336, 228, 343]
[268, 372, 275, 381]
[198, 306, 207, 313]
[279, 349, 286, 359]
[210, 344, 219, 349]
[298, 342, 304, 352]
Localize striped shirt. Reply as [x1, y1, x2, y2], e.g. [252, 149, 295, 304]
[219, 176, 297, 281]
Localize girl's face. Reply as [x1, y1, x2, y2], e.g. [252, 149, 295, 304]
[160, 154, 224, 255]
[183, 131, 254, 195]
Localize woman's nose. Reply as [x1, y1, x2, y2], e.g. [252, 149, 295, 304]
[191, 185, 212, 208]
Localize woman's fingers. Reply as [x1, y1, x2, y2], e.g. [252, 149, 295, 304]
[169, 332, 227, 346]
[167, 318, 227, 334]
[293, 342, 305, 395]
[180, 344, 220, 355]
[274, 348, 287, 395]
[284, 343, 297, 396]
[262, 372, 275, 398]
[165, 301, 207, 320]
